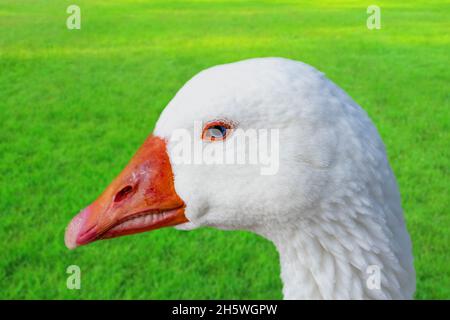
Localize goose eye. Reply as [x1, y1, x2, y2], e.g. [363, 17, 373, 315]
[202, 121, 233, 141]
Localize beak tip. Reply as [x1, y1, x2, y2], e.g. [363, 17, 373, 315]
[65, 219, 80, 250]
[65, 207, 90, 250]
[65, 239, 77, 250]
[64, 229, 78, 250]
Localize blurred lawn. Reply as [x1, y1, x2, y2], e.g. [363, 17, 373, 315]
[0, 0, 448, 299]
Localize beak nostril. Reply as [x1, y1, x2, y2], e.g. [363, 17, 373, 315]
[114, 185, 134, 203]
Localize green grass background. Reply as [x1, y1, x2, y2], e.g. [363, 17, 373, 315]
[0, 0, 448, 299]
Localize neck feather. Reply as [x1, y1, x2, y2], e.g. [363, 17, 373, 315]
[260, 200, 415, 299]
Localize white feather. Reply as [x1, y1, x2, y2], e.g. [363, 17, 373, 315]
[153, 57, 415, 299]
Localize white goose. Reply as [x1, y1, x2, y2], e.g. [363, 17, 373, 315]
[65, 58, 415, 299]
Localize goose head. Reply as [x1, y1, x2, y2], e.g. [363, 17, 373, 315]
[65, 58, 415, 299]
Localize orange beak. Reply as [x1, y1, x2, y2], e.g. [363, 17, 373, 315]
[65, 135, 188, 249]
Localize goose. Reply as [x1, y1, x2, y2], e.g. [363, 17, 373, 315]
[65, 57, 415, 299]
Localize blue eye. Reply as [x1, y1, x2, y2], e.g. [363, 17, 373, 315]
[202, 121, 233, 141]
[210, 125, 227, 137]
